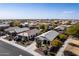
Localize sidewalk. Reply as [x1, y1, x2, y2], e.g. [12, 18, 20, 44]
[0, 36, 42, 56]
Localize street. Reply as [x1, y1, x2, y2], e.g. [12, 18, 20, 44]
[0, 40, 33, 56]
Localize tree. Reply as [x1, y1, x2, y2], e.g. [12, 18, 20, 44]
[39, 24, 45, 29]
[9, 20, 21, 27]
[65, 22, 79, 36]
[65, 25, 76, 35]
[36, 39, 42, 48]
[39, 24, 48, 32]
[51, 21, 57, 28]
[74, 22, 79, 32]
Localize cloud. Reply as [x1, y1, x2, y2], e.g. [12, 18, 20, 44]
[63, 11, 75, 13]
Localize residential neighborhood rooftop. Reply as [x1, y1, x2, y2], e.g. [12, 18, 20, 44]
[5, 27, 19, 31]
[18, 29, 40, 36]
[36, 30, 59, 41]
[0, 24, 9, 27]
[64, 44, 79, 56]
[14, 27, 29, 33]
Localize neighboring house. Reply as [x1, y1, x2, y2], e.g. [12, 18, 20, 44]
[17, 29, 40, 41]
[61, 20, 70, 25]
[29, 22, 39, 29]
[71, 20, 78, 25]
[5, 27, 19, 32]
[14, 27, 29, 34]
[64, 39, 79, 56]
[54, 25, 66, 33]
[5, 27, 29, 35]
[4, 27, 19, 34]
[0, 24, 9, 30]
[64, 44, 79, 56]
[55, 25, 66, 31]
[2, 21, 10, 24]
[0, 24, 10, 36]
[47, 25, 54, 30]
[20, 22, 29, 27]
[54, 25, 71, 33]
[35, 30, 59, 48]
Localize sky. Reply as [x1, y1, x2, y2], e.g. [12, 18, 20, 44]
[0, 3, 79, 19]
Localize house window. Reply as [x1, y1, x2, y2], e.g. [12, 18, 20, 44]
[43, 40, 47, 44]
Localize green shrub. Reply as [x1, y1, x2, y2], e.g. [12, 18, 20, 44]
[51, 39, 63, 47]
[58, 34, 66, 40]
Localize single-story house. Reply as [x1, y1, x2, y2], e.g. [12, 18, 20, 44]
[16, 29, 40, 41]
[54, 25, 71, 33]
[5, 27, 29, 36]
[20, 22, 29, 27]
[71, 20, 78, 25]
[14, 27, 29, 34]
[0, 24, 10, 36]
[64, 39, 79, 56]
[35, 30, 59, 48]
[5, 27, 19, 32]
[54, 25, 66, 31]
[4, 27, 19, 34]
[64, 44, 79, 56]
[0, 24, 9, 30]
[61, 20, 70, 25]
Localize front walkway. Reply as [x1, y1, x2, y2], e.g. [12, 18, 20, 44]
[0, 36, 42, 56]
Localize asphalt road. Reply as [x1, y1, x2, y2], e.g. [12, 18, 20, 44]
[0, 40, 33, 56]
